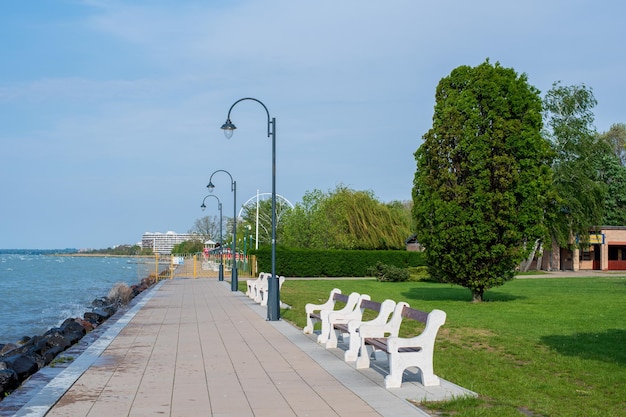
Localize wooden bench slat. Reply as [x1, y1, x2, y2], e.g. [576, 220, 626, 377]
[360, 299, 382, 311]
[334, 293, 349, 303]
[330, 299, 382, 333]
[307, 293, 352, 322]
[401, 305, 428, 323]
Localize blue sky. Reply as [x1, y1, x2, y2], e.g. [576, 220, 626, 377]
[1, 0, 624, 249]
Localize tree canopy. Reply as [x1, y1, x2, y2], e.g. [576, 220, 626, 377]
[171, 239, 204, 255]
[598, 123, 626, 166]
[542, 82, 610, 246]
[281, 185, 411, 250]
[413, 60, 553, 301]
[597, 123, 626, 225]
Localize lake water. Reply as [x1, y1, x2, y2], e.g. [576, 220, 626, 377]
[0, 254, 163, 344]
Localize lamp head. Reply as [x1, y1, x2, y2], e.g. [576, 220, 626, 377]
[221, 118, 237, 139]
[200, 203, 206, 211]
[207, 181, 215, 193]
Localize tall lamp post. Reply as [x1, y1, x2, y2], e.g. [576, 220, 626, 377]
[207, 169, 238, 291]
[221, 97, 280, 321]
[200, 194, 223, 281]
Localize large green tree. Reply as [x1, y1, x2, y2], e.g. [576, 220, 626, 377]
[542, 82, 610, 245]
[597, 152, 626, 225]
[413, 60, 553, 301]
[596, 123, 626, 225]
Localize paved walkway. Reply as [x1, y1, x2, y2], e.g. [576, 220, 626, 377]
[10, 275, 475, 417]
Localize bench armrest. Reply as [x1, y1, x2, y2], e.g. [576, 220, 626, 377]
[386, 309, 446, 352]
[328, 293, 371, 320]
[305, 288, 342, 315]
[346, 299, 396, 332]
[357, 322, 395, 338]
[356, 301, 409, 337]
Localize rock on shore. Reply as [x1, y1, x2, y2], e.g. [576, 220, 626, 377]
[0, 276, 155, 398]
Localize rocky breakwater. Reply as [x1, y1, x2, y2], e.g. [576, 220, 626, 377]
[0, 276, 156, 399]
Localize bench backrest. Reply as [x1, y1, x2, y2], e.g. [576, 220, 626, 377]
[352, 299, 383, 322]
[401, 305, 429, 324]
[360, 299, 382, 312]
[384, 301, 410, 337]
[399, 306, 446, 345]
[332, 292, 350, 304]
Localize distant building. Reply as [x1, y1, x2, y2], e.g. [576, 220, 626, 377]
[527, 226, 626, 272]
[571, 226, 626, 271]
[141, 231, 200, 254]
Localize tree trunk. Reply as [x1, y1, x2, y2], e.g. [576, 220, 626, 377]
[550, 238, 561, 271]
[472, 289, 484, 302]
[520, 239, 540, 272]
[536, 242, 544, 271]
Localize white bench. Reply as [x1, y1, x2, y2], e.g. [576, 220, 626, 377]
[325, 298, 396, 350]
[257, 275, 286, 306]
[344, 300, 406, 362]
[303, 288, 343, 334]
[319, 293, 371, 347]
[302, 291, 366, 344]
[357, 306, 446, 388]
[245, 272, 270, 301]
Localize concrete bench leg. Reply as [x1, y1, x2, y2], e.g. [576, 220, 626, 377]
[386, 352, 440, 388]
[344, 325, 360, 362]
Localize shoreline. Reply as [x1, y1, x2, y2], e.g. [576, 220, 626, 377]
[0, 282, 160, 416]
[52, 254, 159, 258]
[0, 275, 159, 404]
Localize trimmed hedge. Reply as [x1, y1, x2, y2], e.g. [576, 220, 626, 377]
[251, 247, 426, 277]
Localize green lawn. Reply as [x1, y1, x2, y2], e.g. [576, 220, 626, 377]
[272, 277, 626, 417]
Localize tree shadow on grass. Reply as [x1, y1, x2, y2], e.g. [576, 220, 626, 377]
[541, 329, 626, 365]
[401, 285, 522, 302]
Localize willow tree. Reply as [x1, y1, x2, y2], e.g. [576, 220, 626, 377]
[281, 185, 411, 250]
[413, 60, 553, 301]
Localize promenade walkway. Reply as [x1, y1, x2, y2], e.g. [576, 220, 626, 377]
[9, 269, 475, 417]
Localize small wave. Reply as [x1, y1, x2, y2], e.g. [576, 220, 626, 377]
[41, 302, 89, 327]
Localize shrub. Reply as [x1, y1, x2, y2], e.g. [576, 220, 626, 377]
[366, 262, 410, 282]
[252, 246, 426, 277]
[107, 282, 133, 306]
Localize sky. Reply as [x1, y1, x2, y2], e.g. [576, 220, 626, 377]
[1, 0, 625, 249]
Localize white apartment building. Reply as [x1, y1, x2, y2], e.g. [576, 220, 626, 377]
[141, 231, 199, 254]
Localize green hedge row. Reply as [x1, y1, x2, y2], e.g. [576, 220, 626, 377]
[251, 247, 426, 277]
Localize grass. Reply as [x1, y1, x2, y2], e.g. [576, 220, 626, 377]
[269, 276, 626, 417]
[49, 355, 74, 367]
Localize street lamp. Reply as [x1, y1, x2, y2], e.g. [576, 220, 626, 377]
[221, 97, 280, 321]
[207, 169, 238, 291]
[200, 194, 223, 281]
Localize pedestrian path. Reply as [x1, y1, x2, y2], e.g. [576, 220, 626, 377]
[11, 277, 475, 417]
